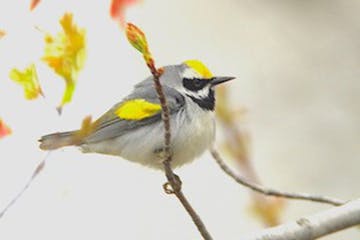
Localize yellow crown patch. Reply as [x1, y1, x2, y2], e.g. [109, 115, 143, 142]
[184, 60, 213, 79]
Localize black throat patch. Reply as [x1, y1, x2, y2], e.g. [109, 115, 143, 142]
[187, 90, 215, 111]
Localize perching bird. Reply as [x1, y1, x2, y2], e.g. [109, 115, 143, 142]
[39, 60, 234, 169]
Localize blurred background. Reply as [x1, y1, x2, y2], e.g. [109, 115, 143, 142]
[0, 0, 359, 239]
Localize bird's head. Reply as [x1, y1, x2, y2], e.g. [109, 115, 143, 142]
[160, 60, 235, 111]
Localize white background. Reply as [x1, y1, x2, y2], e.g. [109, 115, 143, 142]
[0, 0, 360, 239]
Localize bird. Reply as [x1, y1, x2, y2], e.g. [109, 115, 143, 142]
[39, 60, 234, 169]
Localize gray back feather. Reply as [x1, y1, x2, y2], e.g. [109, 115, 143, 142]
[84, 65, 185, 143]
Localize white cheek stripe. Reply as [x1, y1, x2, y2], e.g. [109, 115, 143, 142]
[184, 86, 210, 99]
[183, 68, 202, 79]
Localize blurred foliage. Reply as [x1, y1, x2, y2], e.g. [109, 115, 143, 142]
[216, 85, 285, 226]
[9, 63, 43, 100]
[42, 12, 86, 113]
[2, 0, 292, 229]
[0, 119, 11, 139]
[110, 0, 139, 26]
[72, 115, 97, 145]
[0, 30, 5, 39]
[29, 0, 41, 11]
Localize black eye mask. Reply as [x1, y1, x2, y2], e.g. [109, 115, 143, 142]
[182, 78, 210, 91]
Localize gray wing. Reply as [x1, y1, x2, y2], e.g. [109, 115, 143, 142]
[84, 84, 185, 143]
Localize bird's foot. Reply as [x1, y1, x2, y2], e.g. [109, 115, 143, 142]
[163, 174, 182, 194]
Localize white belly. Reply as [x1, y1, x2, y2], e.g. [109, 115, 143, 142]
[81, 104, 215, 170]
[171, 110, 215, 168]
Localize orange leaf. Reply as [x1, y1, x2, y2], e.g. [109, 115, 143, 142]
[0, 30, 6, 39]
[0, 119, 11, 139]
[110, 0, 138, 26]
[30, 0, 41, 11]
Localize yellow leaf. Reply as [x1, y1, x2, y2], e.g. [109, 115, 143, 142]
[0, 30, 5, 39]
[249, 197, 286, 226]
[72, 115, 97, 144]
[42, 12, 86, 111]
[9, 64, 43, 100]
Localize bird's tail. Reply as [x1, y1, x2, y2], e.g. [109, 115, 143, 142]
[39, 131, 80, 150]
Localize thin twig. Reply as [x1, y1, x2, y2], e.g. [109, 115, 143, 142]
[126, 23, 212, 238]
[215, 86, 284, 226]
[0, 152, 51, 218]
[147, 60, 213, 240]
[210, 148, 346, 206]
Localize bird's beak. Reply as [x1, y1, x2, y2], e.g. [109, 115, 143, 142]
[210, 76, 235, 86]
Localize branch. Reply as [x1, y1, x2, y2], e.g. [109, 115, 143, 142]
[243, 199, 360, 240]
[215, 86, 285, 226]
[149, 56, 213, 240]
[125, 23, 213, 240]
[210, 148, 346, 206]
[0, 152, 50, 218]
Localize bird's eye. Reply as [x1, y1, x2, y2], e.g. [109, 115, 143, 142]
[193, 79, 203, 88]
[183, 78, 207, 91]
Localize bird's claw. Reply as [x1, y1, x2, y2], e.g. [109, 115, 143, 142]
[163, 174, 182, 194]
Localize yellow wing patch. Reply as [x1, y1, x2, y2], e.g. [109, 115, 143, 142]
[115, 99, 161, 120]
[184, 59, 213, 79]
